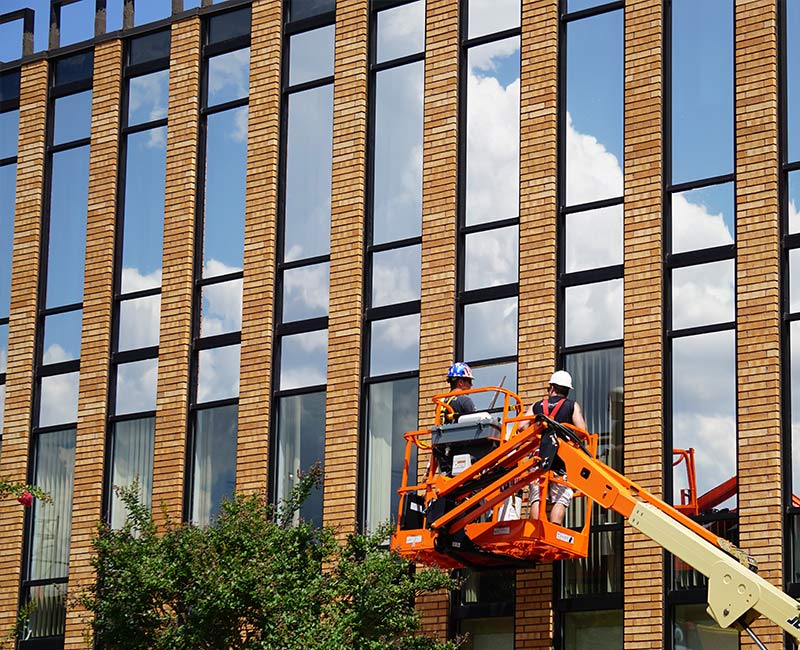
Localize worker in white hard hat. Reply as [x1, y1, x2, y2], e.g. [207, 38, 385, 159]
[525, 370, 587, 525]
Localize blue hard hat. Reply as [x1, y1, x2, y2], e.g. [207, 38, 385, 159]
[447, 362, 474, 380]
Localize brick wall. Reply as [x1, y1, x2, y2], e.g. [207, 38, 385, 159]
[417, 0, 460, 637]
[623, 1, 664, 646]
[0, 59, 48, 635]
[323, 0, 368, 535]
[63, 39, 123, 649]
[152, 16, 201, 524]
[735, 1, 782, 647]
[237, 0, 282, 494]
[516, 0, 560, 644]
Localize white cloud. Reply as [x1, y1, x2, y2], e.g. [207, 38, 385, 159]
[116, 359, 158, 415]
[672, 260, 735, 331]
[565, 112, 623, 206]
[39, 372, 79, 427]
[672, 192, 733, 253]
[284, 264, 329, 317]
[208, 49, 250, 105]
[200, 276, 243, 338]
[129, 71, 169, 125]
[198, 345, 241, 403]
[376, 1, 425, 61]
[466, 0, 520, 41]
[42, 343, 71, 365]
[122, 266, 162, 293]
[464, 226, 518, 290]
[565, 204, 623, 273]
[565, 279, 623, 347]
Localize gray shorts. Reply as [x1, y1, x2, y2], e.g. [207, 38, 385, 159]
[530, 478, 573, 508]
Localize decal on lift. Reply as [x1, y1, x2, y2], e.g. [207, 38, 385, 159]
[556, 531, 575, 544]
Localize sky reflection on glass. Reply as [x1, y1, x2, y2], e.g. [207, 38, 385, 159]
[192, 404, 238, 526]
[122, 127, 166, 294]
[280, 330, 328, 390]
[463, 297, 517, 361]
[466, 38, 520, 226]
[789, 171, 800, 235]
[377, 1, 424, 64]
[672, 260, 734, 331]
[43, 310, 82, 364]
[465, 226, 518, 290]
[118, 294, 160, 351]
[0, 110, 19, 159]
[203, 107, 247, 275]
[289, 25, 335, 86]
[370, 314, 420, 376]
[469, 362, 517, 410]
[566, 10, 623, 205]
[791, 249, 800, 313]
[208, 48, 250, 107]
[284, 85, 333, 262]
[372, 246, 420, 307]
[128, 70, 169, 127]
[672, 330, 736, 507]
[53, 91, 92, 146]
[372, 62, 423, 244]
[791, 322, 800, 495]
[0, 164, 16, 317]
[0, 323, 7, 374]
[283, 263, 329, 321]
[671, 0, 734, 184]
[565, 204, 622, 273]
[198, 344, 241, 403]
[565, 279, 623, 347]
[671, 182, 734, 253]
[39, 372, 79, 427]
[116, 358, 158, 415]
[46, 146, 89, 308]
[787, 0, 800, 163]
[200, 279, 243, 337]
[468, 0, 520, 39]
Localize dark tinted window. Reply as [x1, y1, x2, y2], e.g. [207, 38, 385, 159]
[54, 51, 94, 87]
[207, 7, 252, 45]
[288, 0, 336, 23]
[129, 30, 171, 67]
[0, 70, 20, 103]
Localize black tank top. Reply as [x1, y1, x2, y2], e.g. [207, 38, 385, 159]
[532, 395, 575, 424]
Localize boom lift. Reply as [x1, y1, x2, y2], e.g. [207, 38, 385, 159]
[390, 386, 800, 647]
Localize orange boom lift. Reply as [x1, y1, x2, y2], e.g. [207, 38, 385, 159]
[390, 386, 800, 648]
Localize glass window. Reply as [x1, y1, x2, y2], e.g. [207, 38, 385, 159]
[376, 1, 425, 64]
[467, 0, 520, 39]
[129, 30, 171, 67]
[564, 279, 623, 347]
[365, 378, 418, 531]
[289, 25, 335, 86]
[0, 384, 5, 430]
[203, 106, 248, 275]
[790, 321, 800, 497]
[565, 204, 623, 273]
[53, 91, 93, 146]
[207, 48, 250, 107]
[28, 428, 76, 581]
[787, 0, 800, 163]
[121, 127, 167, 293]
[276, 392, 325, 525]
[197, 344, 241, 403]
[470, 362, 517, 410]
[39, 372, 80, 427]
[464, 226, 518, 290]
[563, 609, 623, 650]
[115, 359, 158, 415]
[463, 297, 518, 361]
[672, 330, 736, 509]
[283, 263, 330, 321]
[671, 0, 734, 184]
[191, 404, 238, 526]
[207, 7, 252, 45]
[0, 323, 7, 374]
[59, 0, 95, 47]
[118, 294, 160, 351]
[672, 604, 738, 649]
[284, 85, 334, 262]
[671, 182, 735, 253]
[372, 61, 424, 244]
[200, 279, 243, 337]
[46, 146, 90, 308]
[370, 314, 420, 376]
[128, 70, 169, 127]
[23, 583, 68, 640]
[55, 52, 93, 86]
[0, 71, 20, 102]
[0, 109, 19, 159]
[288, 0, 335, 23]
[109, 417, 154, 529]
[789, 170, 800, 234]
[0, 163, 17, 317]
[566, 10, 623, 206]
[43, 310, 82, 364]
[466, 37, 520, 226]
[372, 246, 421, 307]
[459, 617, 514, 649]
[671, 260, 735, 331]
[280, 330, 328, 390]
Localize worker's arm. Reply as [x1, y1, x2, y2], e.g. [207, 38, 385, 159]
[571, 402, 587, 431]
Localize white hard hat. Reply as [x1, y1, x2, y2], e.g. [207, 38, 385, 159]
[549, 370, 573, 390]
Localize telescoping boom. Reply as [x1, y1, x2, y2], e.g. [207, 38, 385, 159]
[389, 386, 800, 648]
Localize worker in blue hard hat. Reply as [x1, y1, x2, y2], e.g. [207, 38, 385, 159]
[443, 362, 477, 423]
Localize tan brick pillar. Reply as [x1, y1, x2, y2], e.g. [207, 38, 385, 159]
[0, 58, 47, 636]
[515, 0, 560, 645]
[735, 1, 781, 647]
[623, 1, 664, 647]
[322, 0, 368, 535]
[152, 16, 201, 524]
[416, 0, 459, 638]
[237, 0, 282, 494]
[63, 39, 123, 648]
